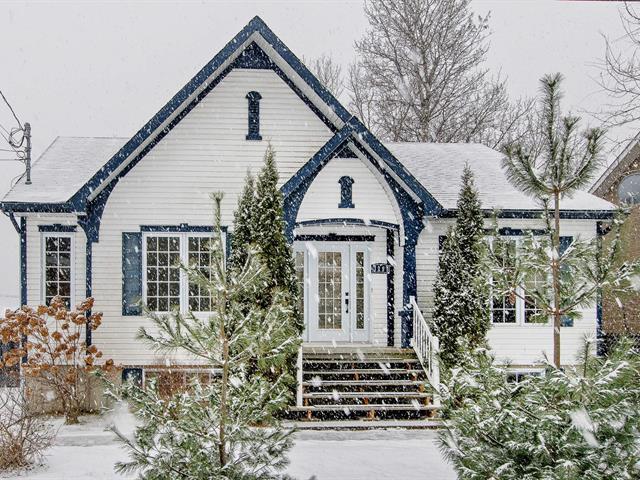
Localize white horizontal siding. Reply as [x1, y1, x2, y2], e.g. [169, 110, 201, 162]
[415, 218, 599, 366]
[297, 156, 400, 225]
[91, 68, 333, 365]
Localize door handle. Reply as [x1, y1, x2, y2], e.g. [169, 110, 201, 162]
[345, 295, 349, 314]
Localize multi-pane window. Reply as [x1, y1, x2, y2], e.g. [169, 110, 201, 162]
[43, 235, 73, 307]
[144, 232, 222, 313]
[490, 240, 517, 324]
[145, 236, 181, 312]
[489, 237, 550, 325]
[355, 251, 365, 330]
[318, 252, 342, 329]
[188, 237, 213, 312]
[294, 251, 305, 323]
[523, 270, 546, 324]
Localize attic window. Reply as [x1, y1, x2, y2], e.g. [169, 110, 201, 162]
[245, 91, 262, 140]
[338, 176, 355, 208]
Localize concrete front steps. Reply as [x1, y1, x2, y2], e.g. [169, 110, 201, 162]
[290, 347, 438, 422]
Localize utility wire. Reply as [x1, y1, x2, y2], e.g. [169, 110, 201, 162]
[0, 90, 22, 129]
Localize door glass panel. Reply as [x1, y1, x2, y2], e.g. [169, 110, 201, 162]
[318, 252, 342, 329]
[355, 251, 365, 329]
[295, 251, 305, 323]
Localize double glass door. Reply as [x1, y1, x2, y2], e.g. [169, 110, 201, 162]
[295, 243, 370, 343]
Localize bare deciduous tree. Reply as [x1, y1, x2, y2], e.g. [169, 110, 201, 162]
[597, 2, 640, 132]
[0, 385, 54, 470]
[348, 0, 533, 149]
[309, 53, 344, 99]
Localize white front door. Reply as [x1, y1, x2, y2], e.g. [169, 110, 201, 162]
[296, 242, 371, 343]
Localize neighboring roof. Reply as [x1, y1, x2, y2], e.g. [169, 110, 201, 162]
[590, 131, 640, 196]
[3, 137, 126, 204]
[386, 142, 616, 212]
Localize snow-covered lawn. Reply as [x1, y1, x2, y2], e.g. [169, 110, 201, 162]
[1, 409, 455, 479]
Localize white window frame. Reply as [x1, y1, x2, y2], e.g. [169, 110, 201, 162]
[488, 236, 549, 328]
[142, 231, 224, 314]
[41, 232, 75, 307]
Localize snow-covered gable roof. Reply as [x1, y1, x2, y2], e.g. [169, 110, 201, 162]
[3, 137, 126, 204]
[0, 16, 615, 219]
[386, 142, 616, 213]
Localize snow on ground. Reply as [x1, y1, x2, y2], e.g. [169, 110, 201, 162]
[0, 407, 456, 480]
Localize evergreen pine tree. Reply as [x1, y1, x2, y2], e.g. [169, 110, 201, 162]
[109, 194, 298, 480]
[431, 166, 488, 368]
[439, 340, 640, 479]
[228, 170, 255, 273]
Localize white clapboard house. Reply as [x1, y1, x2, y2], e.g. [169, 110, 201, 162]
[1, 17, 615, 418]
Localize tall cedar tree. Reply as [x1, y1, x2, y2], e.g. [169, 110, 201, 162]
[228, 170, 255, 273]
[432, 166, 488, 367]
[110, 194, 297, 479]
[252, 146, 302, 332]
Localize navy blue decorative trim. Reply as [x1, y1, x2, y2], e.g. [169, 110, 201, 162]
[386, 229, 395, 347]
[346, 117, 442, 216]
[140, 224, 226, 233]
[0, 202, 79, 214]
[338, 176, 355, 208]
[20, 217, 26, 307]
[441, 209, 615, 220]
[335, 145, 357, 158]
[295, 218, 399, 231]
[85, 240, 92, 346]
[349, 142, 425, 347]
[38, 224, 77, 233]
[282, 126, 354, 241]
[5, 212, 21, 234]
[294, 234, 375, 242]
[61, 15, 348, 212]
[559, 236, 574, 328]
[245, 91, 262, 141]
[490, 227, 548, 236]
[122, 232, 143, 316]
[596, 222, 604, 356]
[282, 125, 353, 198]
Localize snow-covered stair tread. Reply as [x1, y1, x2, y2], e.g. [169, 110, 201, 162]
[293, 349, 438, 421]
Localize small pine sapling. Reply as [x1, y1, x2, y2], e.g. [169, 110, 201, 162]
[110, 193, 298, 479]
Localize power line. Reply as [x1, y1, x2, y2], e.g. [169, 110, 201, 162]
[0, 89, 22, 129]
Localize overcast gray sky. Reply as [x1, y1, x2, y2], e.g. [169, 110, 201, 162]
[0, 0, 634, 300]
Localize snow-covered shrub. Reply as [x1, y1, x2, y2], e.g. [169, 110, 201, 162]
[0, 297, 113, 424]
[109, 194, 298, 479]
[439, 341, 640, 479]
[0, 384, 54, 470]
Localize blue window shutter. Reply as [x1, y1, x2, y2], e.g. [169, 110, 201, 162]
[559, 236, 574, 327]
[122, 232, 143, 316]
[225, 232, 233, 261]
